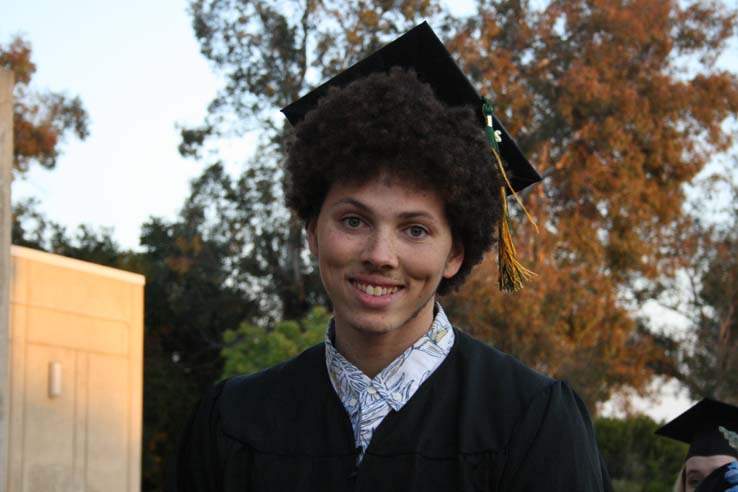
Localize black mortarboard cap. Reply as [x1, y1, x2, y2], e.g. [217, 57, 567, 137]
[280, 21, 541, 194]
[655, 398, 738, 459]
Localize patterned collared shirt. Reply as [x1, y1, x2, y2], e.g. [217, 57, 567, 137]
[324, 303, 455, 457]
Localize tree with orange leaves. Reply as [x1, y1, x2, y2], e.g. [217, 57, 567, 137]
[0, 36, 89, 174]
[445, 0, 738, 407]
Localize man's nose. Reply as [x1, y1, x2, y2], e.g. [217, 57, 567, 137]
[360, 228, 399, 269]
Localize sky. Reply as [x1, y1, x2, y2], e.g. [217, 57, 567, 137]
[4, 0, 221, 248]
[3, 0, 479, 251]
[4, 0, 738, 421]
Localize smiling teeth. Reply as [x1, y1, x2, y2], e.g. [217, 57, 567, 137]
[354, 282, 400, 296]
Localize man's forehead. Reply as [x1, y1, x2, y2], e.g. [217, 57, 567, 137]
[333, 169, 441, 195]
[320, 174, 448, 220]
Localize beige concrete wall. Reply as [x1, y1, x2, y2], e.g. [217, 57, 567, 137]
[6, 246, 144, 492]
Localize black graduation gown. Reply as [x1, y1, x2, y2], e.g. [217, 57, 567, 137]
[171, 329, 613, 492]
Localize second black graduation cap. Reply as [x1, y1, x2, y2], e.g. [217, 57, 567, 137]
[655, 398, 738, 459]
[280, 21, 541, 194]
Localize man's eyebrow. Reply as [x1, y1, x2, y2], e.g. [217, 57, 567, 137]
[332, 197, 370, 211]
[397, 210, 437, 221]
[332, 197, 440, 223]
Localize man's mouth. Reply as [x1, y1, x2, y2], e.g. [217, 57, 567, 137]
[352, 281, 401, 297]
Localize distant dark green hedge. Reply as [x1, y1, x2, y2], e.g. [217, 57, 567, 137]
[595, 415, 687, 492]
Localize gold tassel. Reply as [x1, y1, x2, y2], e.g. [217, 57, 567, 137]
[482, 98, 538, 291]
[490, 146, 538, 292]
[497, 187, 536, 292]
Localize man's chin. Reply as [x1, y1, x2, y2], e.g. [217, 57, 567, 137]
[345, 317, 400, 336]
[338, 293, 436, 334]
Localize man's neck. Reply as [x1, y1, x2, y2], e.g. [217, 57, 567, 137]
[333, 303, 436, 378]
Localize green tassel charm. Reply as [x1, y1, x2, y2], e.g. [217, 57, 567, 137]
[482, 97, 501, 154]
[482, 97, 538, 292]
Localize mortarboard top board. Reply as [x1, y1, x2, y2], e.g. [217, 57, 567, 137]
[655, 398, 738, 459]
[280, 21, 541, 194]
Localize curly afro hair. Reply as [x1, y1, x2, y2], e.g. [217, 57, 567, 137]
[285, 68, 504, 295]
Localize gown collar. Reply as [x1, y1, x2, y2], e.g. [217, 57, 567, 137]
[325, 302, 455, 451]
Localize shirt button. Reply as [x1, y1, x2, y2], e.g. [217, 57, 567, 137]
[392, 392, 402, 402]
[367, 386, 377, 395]
[349, 397, 358, 406]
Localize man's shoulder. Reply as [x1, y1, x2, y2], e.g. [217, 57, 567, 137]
[451, 328, 558, 411]
[454, 328, 554, 385]
[180, 342, 347, 457]
[194, 342, 332, 451]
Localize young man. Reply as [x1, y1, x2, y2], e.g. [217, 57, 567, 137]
[172, 23, 612, 491]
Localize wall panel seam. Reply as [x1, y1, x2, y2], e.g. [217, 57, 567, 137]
[10, 302, 135, 325]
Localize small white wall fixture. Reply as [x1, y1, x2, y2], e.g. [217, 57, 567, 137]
[48, 361, 62, 398]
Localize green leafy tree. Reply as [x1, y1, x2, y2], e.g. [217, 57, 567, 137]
[221, 306, 330, 378]
[136, 192, 263, 490]
[650, 173, 738, 405]
[595, 415, 687, 492]
[173, 161, 328, 322]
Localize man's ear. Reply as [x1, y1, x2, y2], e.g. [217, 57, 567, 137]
[443, 240, 464, 279]
[306, 218, 318, 257]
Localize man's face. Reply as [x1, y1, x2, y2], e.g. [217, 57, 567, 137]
[685, 455, 737, 492]
[307, 175, 463, 340]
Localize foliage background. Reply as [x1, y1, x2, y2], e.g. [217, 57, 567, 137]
[595, 415, 687, 492]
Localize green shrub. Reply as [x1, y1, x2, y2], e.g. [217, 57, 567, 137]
[221, 306, 330, 378]
[595, 415, 686, 492]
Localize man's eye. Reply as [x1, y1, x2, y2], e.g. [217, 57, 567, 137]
[407, 225, 428, 238]
[343, 217, 363, 228]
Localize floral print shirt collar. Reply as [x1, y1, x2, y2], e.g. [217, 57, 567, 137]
[324, 303, 455, 454]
